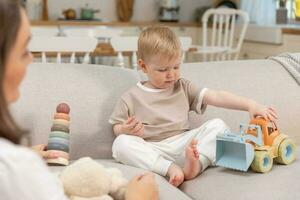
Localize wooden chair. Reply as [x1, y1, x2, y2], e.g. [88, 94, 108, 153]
[193, 8, 249, 61]
[179, 36, 192, 62]
[28, 36, 98, 64]
[110, 36, 139, 69]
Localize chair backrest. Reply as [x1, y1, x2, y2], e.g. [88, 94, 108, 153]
[28, 36, 98, 64]
[110, 36, 192, 69]
[179, 37, 192, 62]
[202, 8, 249, 60]
[110, 36, 139, 69]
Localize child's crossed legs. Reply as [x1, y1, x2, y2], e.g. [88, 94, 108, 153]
[112, 118, 228, 187]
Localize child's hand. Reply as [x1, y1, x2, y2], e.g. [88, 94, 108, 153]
[121, 116, 144, 137]
[248, 102, 278, 123]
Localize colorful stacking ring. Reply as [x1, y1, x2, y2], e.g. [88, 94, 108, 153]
[49, 131, 70, 139]
[54, 113, 70, 121]
[47, 157, 69, 166]
[53, 119, 70, 127]
[47, 142, 69, 153]
[47, 150, 69, 160]
[48, 137, 69, 146]
[51, 125, 70, 133]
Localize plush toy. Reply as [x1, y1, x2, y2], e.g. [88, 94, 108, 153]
[60, 157, 128, 200]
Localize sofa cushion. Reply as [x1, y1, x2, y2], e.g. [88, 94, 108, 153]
[10, 59, 300, 200]
[180, 148, 300, 200]
[11, 59, 299, 158]
[11, 63, 140, 159]
[50, 159, 192, 200]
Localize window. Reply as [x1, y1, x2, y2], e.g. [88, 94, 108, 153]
[240, 0, 277, 25]
[286, 1, 295, 19]
[241, 0, 298, 24]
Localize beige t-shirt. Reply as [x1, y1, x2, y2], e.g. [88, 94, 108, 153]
[109, 78, 207, 141]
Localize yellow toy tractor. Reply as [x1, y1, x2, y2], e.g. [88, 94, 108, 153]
[216, 118, 296, 173]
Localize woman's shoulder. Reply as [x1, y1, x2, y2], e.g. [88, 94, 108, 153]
[0, 138, 68, 200]
[0, 138, 50, 178]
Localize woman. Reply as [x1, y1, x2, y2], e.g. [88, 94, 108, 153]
[0, 0, 158, 199]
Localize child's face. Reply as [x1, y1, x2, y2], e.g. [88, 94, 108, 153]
[140, 55, 181, 89]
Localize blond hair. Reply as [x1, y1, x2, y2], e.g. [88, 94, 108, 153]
[137, 26, 182, 63]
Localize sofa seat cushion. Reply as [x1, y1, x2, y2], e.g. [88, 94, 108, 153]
[50, 159, 192, 200]
[180, 148, 300, 200]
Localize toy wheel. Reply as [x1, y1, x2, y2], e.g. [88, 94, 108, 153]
[251, 151, 273, 173]
[275, 138, 296, 165]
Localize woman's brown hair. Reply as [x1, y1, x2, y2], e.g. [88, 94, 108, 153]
[0, 0, 25, 144]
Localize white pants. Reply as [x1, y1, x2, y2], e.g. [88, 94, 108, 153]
[112, 118, 229, 176]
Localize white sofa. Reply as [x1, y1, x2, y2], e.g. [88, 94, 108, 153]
[11, 58, 300, 200]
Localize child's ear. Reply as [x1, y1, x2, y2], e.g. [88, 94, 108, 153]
[138, 59, 147, 73]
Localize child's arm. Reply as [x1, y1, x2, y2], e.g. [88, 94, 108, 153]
[203, 89, 278, 122]
[113, 116, 144, 137]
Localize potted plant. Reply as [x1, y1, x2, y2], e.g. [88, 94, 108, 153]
[295, 0, 300, 20]
[279, 0, 287, 7]
[276, 0, 288, 24]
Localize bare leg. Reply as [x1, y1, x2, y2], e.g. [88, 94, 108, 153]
[183, 139, 202, 180]
[166, 163, 184, 187]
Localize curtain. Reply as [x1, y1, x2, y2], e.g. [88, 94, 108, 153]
[241, 0, 277, 25]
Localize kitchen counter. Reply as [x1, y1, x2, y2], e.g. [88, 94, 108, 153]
[30, 20, 300, 35]
[30, 20, 200, 27]
[279, 22, 300, 34]
[282, 28, 300, 34]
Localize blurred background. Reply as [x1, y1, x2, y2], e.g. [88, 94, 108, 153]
[25, 0, 300, 64]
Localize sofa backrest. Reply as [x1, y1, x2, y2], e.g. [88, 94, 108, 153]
[11, 59, 300, 160]
[182, 59, 300, 144]
[11, 63, 140, 159]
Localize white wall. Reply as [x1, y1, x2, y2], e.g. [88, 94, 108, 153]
[27, 0, 212, 22]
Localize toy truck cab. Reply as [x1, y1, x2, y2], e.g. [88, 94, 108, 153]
[248, 118, 279, 147]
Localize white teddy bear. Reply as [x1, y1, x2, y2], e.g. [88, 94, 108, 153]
[60, 157, 128, 200]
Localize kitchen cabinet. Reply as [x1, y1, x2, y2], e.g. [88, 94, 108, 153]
[103, 25, 200, 45]
[240, 34, 300, 59]
[117, 26, 142, 36]
[31, 21, 201, 44]
[169, 27, 200, 44]
[30, 21, 300, 61]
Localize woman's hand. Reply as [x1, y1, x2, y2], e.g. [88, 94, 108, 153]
[31, 144, 59, 160]
[126, 173, 158, 200]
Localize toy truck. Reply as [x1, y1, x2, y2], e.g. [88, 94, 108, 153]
[216, 118, 296, 173]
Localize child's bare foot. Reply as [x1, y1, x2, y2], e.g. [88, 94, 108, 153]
[167, 163, 184, 187]
[183, 139, 202, 180]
